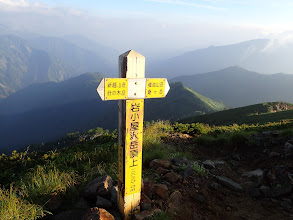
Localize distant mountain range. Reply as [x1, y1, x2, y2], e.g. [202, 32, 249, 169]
[0, 73, 224, 152]
[149, 39, 293, 78]
[171, 66, 293, 108]
[0, 35, 68, 98]
[0, 34, 116, 98]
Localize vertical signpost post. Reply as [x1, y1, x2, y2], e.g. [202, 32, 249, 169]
[97, 50, 170, 219]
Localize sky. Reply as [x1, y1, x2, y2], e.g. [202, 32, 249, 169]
[1, 0, 293, 58]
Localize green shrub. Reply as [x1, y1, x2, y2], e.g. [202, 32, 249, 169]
[0, 186, 46, 220]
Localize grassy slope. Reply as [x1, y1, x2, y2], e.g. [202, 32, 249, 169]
[145, 82, 226, 121]
[180, 102, 293, 125]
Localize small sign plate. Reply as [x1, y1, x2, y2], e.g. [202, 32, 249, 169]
[105, 78, 128, 100]
[145, 78, 166, 98]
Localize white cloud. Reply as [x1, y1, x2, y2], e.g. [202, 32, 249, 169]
[144, 0, 226, 10]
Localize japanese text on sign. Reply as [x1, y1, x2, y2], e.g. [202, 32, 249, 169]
[145, 78, 165, 98]
[125, 99, 144, 196]
[105, 78, 128, 100]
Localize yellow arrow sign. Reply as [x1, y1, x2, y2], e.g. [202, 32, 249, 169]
[97, 78, 170, 101]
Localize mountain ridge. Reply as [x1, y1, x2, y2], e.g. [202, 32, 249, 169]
[171, 66, 293, 108]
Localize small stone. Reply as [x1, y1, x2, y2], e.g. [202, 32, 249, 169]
[202, 160, 215, 169]
[110, 186, 118, 204]
[242, 169, 263, 178]
[153, 199, 163, 209]
[285, 142, 293, 154]
[150, 159, 171, 169]
[171, 165, 179, 170]
[82, 207, 114, 220]
[141, 203, 152, 211]
[271, 185, 292, 198]
[172, 157, 191, 166]
[259, 185, 272, 197]
[248, 188, 262, 198]
[167, 191, 182, 205]
[154, 184, 168, 200]
[96, 195, 112, 208]
[84, 175, 113, 199]
[210, 182, 219, 190]
[213, 160, 225, 166]
[269, 152, 280, 158]
[216, 176, 243, 192]
[141, 192, 152, 204]
[226, 206, 232, 211]
[164, 172, 182, 183]
[134, 209, 161, 220]
[184, 166, 196, 177]
[142, 182, 154, 199]
[280, 198, 292, 211]
[156, 167, 170, 175]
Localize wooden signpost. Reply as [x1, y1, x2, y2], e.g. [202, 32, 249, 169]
[97, 50, 170, 219]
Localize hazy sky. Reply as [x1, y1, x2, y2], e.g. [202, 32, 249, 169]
[1, 0, 293, 58]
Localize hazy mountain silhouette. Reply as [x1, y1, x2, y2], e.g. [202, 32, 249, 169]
[0, 35, 71, 98]
[171, 66, 293, 108]
[149, 39, 293, 78]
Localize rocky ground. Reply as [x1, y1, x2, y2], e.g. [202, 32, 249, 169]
[42, 131, 293, 220]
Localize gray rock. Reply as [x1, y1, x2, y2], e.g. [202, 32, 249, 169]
[154, 184, 168, 200]
[209, 182, 219, 190]
[269, 152, 280, 158]
[184, 166, 196, 177]
[285, 142, 293, 154]
[84, 175, 113, 199]
[172, 157, 191, 166]
[280, 198, 292, 212]
[150, 159, 171, 169]
[110, 186, 118, 204]
[202, 160, 215, 169]
[96, 195, 112, 208]
[216, 176, 243, 192]
[242, 169, 263, 178]
[156, 167, 170, 175]
[213, 160, 225, 166]
[141, 203, 152, 210]
[164, 172, 182, 183]
[259, 185, 272, 197]
[271, 185, 292, 198]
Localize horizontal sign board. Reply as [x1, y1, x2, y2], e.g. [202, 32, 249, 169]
[97, 78, 170, 101]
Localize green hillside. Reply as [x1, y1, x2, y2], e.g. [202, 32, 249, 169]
[145, 82, 227, 121]
[180, 101, 293, 125]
